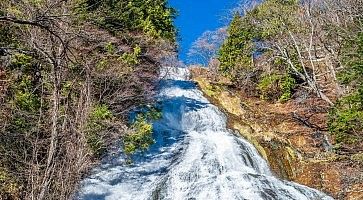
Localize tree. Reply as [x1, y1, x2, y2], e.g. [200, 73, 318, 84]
[0, 0, 176, 199]
[329, 32, 363, 146]
[78, 0, 176, 40]
[187, 28, 227, 66]
[218, 13, 254, 78]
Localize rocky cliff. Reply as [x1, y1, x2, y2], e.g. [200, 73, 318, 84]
[191, 67, 363, 200]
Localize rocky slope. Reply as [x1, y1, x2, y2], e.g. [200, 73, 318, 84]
[191, 67, 363, 200]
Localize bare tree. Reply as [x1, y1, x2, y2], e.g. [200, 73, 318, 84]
[187, 28, 227, 66]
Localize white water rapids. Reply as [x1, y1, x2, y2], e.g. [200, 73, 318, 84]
[76, 67, 333, 200]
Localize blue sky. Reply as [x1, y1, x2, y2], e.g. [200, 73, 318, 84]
[169, 0, 240, 63]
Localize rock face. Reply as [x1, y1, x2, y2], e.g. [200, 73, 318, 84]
[192, 68, 363, 200]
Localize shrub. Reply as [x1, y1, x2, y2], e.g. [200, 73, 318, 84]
[279, 75, 296, 102]
[89, 104, 112, 121]
[10, 53, 33, 70]
[328, 89, 363, 144]
[123, 115, 154, 154]
[257, 73, 296, 102]
[76, 0, 176, 40]
[118, 45, 142, 66]
[0, 169, 20, 200]
[123, 107, 161, 154]
[85, 104, 113, 157]
[328, 32, 363, 145]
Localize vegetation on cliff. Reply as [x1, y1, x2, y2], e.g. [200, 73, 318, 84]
[191, 0, 363, 198]
[215, 0, 363, 155]
[329, 31, 363, 147]
[0, 0, 175, 199]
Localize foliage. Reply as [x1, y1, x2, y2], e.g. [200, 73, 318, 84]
[105, 42, 116, 54]
[0, 0, 176, 198]
[77, 0, 176, 40]
[0, 169, 20, 200]
[89, 104, 113, 121]
[328, 93, 363, 144]
[123, 107, 161, 154]
[257, 73, 296, 102]
[329, 32, 363, 145]
[119, 45, 142, 65]
[279, 75, 296, 102]
[85, 104, 113, 156]
[13, 89, 40, 112]
[123, 115, 154, 154]
[248, 0, 299, 39]
[218, 13, 253, 78]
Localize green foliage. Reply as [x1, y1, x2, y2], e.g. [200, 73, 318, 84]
[8, 55, 41, 112]
[10, 53, 33, 70]
[328, 32, 363, 145]
[29, 0, 44, 7]
[123, 107, 161, 154]
[258, 74, 280, 100]
[61, 81, 73, 97]
[279, 75, 296, 102]
[96, 58, 108, 70]
[217, 0, 300, 87]
[248, 0, 299, 39]
[11, 117, 29, 132]
[123, 115, 154, 154]
[328, 91, 363, 144]
[0, 169, 20, 200]
[14, 90, 40, 112]
[0, 25, 19, 47]
[105, 42, 116, 54]
[85, 104, 113, 157]
[0, 0, 176, 198]
[218, 13, 253, 78]
[118, 45, 142, 65]
[143, 106, 162, 121]
[258, 74, 296, 102]
[338, 33, 363, 87]
[89, 104, 113, 121]
[76, 0, 176, 40]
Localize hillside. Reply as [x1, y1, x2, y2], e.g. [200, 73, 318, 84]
[191, 0, 363, 199]
[0, 0, 176, 199]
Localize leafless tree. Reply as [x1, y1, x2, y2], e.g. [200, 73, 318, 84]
[187, 28, 227, 66]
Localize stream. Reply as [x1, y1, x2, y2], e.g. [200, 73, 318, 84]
[76, 67, 333, 200]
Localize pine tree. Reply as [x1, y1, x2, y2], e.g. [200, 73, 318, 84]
[329, 32, 363, 144]
[218, 13, 253, 78]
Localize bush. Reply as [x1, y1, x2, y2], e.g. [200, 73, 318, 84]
[123, 115, 154, 154]
[14, 90, 40, 112]
[89, 104, 112, 121]
[123, 107, 161, 154]
[118, 45, 142, 66]
[328, 90, 363, 144]
[76, 0, 176, 40]
[257, 73, 296, 102]
[85, 104, 113, 157]
[328, 32, 363, 145]
[0, 169, 20, 200]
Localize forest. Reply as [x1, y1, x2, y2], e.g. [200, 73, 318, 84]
[0, 0, 176, 199]
[1, 0, 363, 199]
[191, 0, 363, 155]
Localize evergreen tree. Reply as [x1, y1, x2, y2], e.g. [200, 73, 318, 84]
[218, 13, 253, 78]
[78, 0, 176, 40]
[329, 32, 363, 145]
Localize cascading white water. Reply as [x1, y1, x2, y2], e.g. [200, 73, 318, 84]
[76, 67, 334, 200]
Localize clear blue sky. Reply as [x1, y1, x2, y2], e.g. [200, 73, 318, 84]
[169, 0, 240, 63]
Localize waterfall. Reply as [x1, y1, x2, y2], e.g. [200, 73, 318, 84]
[76, 67, 333, 200]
